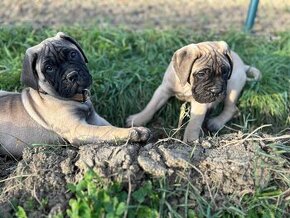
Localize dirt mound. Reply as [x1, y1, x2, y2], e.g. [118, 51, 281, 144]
[0, 133, 289, 217]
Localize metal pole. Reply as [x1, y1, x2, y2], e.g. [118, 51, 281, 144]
[244, 0, 259, 32]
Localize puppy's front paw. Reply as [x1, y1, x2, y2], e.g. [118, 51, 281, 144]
[207, 118, 224, 132]
[183, 131, 199, 143]
[129, 127, 151, 142]
[126, 115, 136, 127]
[126, 113, 147, 127]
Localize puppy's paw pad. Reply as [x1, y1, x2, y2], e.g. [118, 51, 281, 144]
[207, 118, 224, 132]
[130, 127, 151, 142]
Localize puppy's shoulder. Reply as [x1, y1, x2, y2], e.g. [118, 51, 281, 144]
[162, 61, 179, 89]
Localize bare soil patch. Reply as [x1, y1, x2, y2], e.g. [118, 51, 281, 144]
[1, 132, 289, 217]
[1, 0, 290, 34]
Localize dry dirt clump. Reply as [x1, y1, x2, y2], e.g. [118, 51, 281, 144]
[0, 133, 289, 217]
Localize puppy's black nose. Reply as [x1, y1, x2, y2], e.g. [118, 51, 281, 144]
[66, 71, 79, 82]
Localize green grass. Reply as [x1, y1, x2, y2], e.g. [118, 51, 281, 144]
[0, 26, 289, 131]
[65, 170, 160, 218]
[0, 26, 289, 217]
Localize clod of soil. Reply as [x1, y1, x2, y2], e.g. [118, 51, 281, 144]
[0, 133, 288, 217]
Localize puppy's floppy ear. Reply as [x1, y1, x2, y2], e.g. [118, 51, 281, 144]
[172, 44, 200, 86]
[56, 32, 88, 63]
[218, 41, 233, 79]
[21, 45, 41, 90]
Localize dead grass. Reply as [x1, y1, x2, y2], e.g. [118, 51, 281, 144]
[1, 0, 290, 34]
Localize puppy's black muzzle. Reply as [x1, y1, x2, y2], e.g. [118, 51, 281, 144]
[66, 71, 79, 83]
[209, 86, 223, 96]
[192, 81, 227, 104]
[64, 69, 92, 87]
[60, 64, 92, 98]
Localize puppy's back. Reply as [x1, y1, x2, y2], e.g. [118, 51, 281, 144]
[0, 92, 58, 157]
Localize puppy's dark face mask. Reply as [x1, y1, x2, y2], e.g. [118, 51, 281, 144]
[39, 41, 92, 98]
[21, 32, 92, 99]
[173, 41, 233, 104]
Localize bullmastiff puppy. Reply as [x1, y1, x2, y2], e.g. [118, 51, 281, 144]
[126, 41, 260, 142]
[0, 32, 150, 157]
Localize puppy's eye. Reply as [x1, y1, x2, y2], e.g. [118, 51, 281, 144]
[221, 66, 229, 77]
[70, 51, 77, 59]
[222, 70, 228, 76]
[45, 65, 54, 73]
[196, 71, 206, 78]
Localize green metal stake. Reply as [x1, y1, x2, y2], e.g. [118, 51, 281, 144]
[244, 0, 259, 32]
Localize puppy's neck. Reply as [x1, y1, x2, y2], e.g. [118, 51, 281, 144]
[69, 90, 91, 103]
[38, 88, 90, 103]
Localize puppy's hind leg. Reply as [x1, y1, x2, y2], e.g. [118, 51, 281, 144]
[126, 84, 173, 126]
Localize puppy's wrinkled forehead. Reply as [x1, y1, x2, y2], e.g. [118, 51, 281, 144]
[194, 42, 230, 72]
[33, 32, 88, 64]
[197, 41, 228, 52]
[173, 41, 233, 86]
[39, 39, 80, 62]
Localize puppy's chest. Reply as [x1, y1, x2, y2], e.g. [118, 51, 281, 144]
[74, 101, 94, 118]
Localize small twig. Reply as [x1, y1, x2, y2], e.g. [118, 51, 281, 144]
[0, 174, 36, 183]
[123, 173, 132, 218]
[242, 124, 272, 140]
[33, 183, 42, 206]
[0, 142, 21, 162]
[155, 137, 190, 147]
[177, 102, 188, 129]
[222, 124, 272, 147]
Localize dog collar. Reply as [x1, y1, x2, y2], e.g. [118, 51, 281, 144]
[38, 88, 90, 103]
[71, 89, 91, 103]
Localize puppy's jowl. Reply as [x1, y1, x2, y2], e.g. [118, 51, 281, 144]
[127, 41, 260, 142]
[0, 32, 150, 157]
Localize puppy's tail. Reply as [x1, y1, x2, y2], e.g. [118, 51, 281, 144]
[245, 65, 261, 81]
